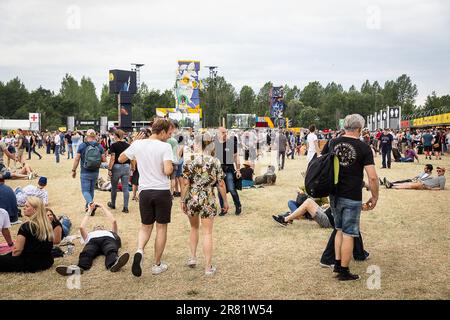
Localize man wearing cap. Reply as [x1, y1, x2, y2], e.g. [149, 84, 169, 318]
[387, 166, 446, 190]
[71, 129, 106, 209]
[14, 177, 49, 207]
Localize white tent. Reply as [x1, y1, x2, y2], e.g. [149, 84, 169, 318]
[0, 119, 31, 130]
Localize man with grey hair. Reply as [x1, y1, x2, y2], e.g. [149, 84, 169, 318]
[324, 113, 379, 281]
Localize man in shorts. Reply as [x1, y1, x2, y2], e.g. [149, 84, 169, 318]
[119, 119, 175, 277]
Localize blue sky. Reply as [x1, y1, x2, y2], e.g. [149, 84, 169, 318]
[1, 0, 449, 105]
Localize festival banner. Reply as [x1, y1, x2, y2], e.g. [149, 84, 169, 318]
[175, 60, 201, 111]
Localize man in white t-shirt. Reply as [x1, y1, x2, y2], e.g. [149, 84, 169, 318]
[54, 131, 61, 163]
[119, 118, 175, 277]
[306, 124, 320, 163]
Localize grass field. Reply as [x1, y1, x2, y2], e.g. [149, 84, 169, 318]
[2, 148, 450, 300]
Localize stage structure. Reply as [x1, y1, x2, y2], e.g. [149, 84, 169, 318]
[152, 60, 203, 129]
[367, 107, 401, 131]
[109, 69, 137, 131]
[269, 86, 286, 128]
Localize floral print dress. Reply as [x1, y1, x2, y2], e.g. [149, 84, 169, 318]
[182, 154, 225, 218]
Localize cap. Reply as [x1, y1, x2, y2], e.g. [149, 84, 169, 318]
[38, 176, 48, 186]
[86, 129, 96, 137]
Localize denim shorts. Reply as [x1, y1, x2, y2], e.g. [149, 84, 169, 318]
[330, 196, 362, 237]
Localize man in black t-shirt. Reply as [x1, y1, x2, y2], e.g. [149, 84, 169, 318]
[325, 114, 379, 281]
[378, 128, 393, 169]
[214, 127, 242, 215]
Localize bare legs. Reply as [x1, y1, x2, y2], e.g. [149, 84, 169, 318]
[188, 215, 214, 272]
[335, 231, 354, 268]
[284, 198, 319, 222]
[137, 223, 168, 265]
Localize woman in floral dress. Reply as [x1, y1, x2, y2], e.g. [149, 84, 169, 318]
[180, 133, 229, 276]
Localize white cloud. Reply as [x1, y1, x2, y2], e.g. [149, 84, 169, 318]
[0, 0, 449, 105]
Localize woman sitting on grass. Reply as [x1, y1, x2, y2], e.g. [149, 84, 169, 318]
[0, 196, 54, 272]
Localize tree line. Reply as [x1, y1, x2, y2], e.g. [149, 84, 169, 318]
[0, 73, 448, 130]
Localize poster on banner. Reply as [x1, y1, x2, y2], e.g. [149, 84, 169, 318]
[175, 60, 201, 112]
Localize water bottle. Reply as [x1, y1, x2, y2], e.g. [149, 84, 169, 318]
[66, 244, 74, 255]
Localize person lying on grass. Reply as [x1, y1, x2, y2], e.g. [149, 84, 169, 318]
[272, 196, 333, 228]
[55, 202, 129, 276]
[380, 164, 433, 187]
[384, 166, 446, 190]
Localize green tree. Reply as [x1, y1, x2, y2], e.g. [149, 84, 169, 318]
[284, 99, 304, 127]
[255, 82, 272, 116]
[395, 74, 418, 114]
[1, 78, 29, 118]
[300, 81, 323, 109]
[237, 85, 256, 114]
[59, 74, 81, 117]
[79, 76, 99, 118]
[298, 106, 319, 128]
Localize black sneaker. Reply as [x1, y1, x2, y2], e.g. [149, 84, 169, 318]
[122, 207, 129, 213]
[218, 209, 227, 216]
[379, 178, 384, 185]
[132, 252, 143, 277]
[338, 271, 361, 281]
[235, 207, 242, 216]
[333, 264, 343, 274]
[272, 215, 288, 227]
[110, 252, 130, 272]
[107, 202, 116, 210]
[385, 180, 393, 189]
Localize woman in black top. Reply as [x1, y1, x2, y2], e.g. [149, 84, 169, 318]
[0, 196, 54, 272]
[46, 209, 63, 245]
[107, 130, 131, 213]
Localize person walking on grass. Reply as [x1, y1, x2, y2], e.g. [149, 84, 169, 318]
[118, 119, 175, 277]
[71, 129, 106, 210]
[107, 129, 130, 213]
[322, 114, 379, 281]
[180, 132, 229, 276]
[214, 127, 242, 216]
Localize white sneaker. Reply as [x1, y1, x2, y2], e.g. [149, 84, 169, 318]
[205, 266, 217, 276]
[186, 257, 197, 268]
[151, 262, 168, 275]
[11, 220, 22, 225]
[319, 262, 334, 269]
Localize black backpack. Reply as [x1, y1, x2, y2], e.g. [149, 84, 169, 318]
[304, 141, 339, 198]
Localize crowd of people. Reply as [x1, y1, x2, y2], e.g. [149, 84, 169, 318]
[0, 115, 448, 283]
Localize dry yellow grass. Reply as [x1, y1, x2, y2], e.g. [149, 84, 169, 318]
[2, 149, 450, 300]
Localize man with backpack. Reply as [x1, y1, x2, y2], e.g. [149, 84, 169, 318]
[320, 114, 379, 281]
[71, 129, 106, 210]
